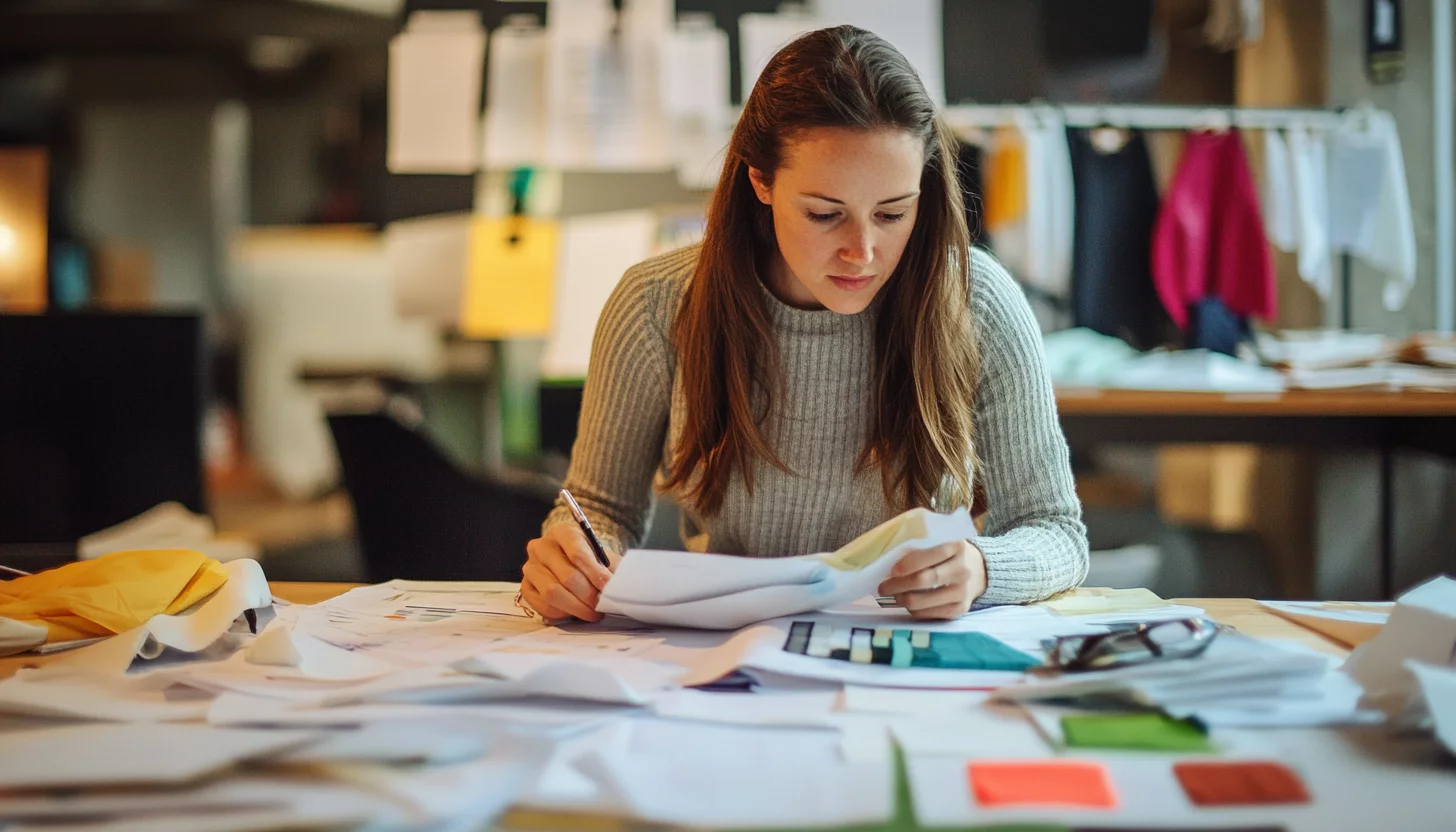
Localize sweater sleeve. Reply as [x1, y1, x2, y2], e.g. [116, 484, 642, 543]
[968, 248, 1089, 604]
[540, 261, 675, 557]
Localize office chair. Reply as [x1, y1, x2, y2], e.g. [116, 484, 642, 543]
[326, 408, 555, 582]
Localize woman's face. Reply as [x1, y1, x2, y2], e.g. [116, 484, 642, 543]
[749, 126, 924, 314]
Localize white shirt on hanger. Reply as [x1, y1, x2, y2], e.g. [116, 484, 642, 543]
[1329, 110, 1417, 311]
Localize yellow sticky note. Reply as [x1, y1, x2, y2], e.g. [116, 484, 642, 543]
[460, 216, 559, 338]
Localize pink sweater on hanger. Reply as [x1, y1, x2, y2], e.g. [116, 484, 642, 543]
[1151, 130, 1276, 329]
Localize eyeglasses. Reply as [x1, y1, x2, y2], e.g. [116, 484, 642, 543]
[1043, 617, 1222, 673]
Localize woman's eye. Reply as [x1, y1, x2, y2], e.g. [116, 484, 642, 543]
[806, 211, 838, 223]
[879, 212, 907, 223]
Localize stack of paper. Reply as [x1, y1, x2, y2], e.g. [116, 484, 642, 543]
[995, 634, 1378, 727]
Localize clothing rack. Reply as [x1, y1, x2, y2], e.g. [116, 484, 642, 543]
[943, 102, 1389, 331]
[942, 103, 1358, 132]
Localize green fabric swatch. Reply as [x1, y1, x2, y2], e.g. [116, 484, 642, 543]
[1061, 713, 1214, 752]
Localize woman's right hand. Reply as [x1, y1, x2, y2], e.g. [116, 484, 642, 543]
[521, 523, 615, 622]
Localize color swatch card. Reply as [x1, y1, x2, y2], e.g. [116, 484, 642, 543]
[782, 621, 1039, 671]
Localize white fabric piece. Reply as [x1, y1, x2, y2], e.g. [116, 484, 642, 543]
[1262, 128, 1298, 251]
[1329, 110, 1417, 310]
[1013, 109, 1075, 300]
[1287, 125, 1333, 298]
[0, 616, 47, 657]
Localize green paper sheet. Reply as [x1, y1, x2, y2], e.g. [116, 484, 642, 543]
[1060, 713, 1214, 752]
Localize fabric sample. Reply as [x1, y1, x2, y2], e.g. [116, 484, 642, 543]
[1061, 713, 1214, 752]
[1151, 129, 1276, 330]
[1261, 128, 1297, 251]
[1173, 761, 1312, 806]
[968, 760, 1118, 809]
[1016, 108, 1076, 302]
[0, 549, 228, 642]
[1287, 125, 1332, 298]
[1067, 127, 1169, 349]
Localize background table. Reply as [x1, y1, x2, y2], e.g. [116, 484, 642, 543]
[1056, 388, 1456, 599]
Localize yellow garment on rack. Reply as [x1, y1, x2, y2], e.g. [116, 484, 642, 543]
[983, 127, 1028, 231]
[0, 549, 228, 643]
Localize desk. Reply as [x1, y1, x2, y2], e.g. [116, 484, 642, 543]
[1056, 388, 1456, 599]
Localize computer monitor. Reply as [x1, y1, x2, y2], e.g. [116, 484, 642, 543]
[0, 313, 207, 546]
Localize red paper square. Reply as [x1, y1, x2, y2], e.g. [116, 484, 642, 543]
[1174, 761, 1311, 806]
[967, 760, 1118, 809]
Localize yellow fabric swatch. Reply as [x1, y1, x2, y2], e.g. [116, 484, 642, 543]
[982, 127, 1027, 231]
[460, 216, 560, 338]
[0, 549, 228, 642]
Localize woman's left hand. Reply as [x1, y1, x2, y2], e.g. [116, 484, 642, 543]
[877, 540, 988, 620]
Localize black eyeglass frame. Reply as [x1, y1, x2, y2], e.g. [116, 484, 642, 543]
[1043, 617, 1222, 673]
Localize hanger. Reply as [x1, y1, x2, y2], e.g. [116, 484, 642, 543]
[1191, 108, 1233, 135]
[1088, 106, 1132, 155]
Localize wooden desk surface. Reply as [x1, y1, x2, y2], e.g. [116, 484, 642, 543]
[1056, 387, 1456, 417]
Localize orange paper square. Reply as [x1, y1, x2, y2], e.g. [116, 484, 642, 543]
[1174, 761, 1311, 806]
[967, 760, 1118, 809]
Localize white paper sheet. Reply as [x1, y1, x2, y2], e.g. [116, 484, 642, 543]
[0, 724, 320, 789]
[577, 718, 895, 828]
[842, 685, 991, 716]
[451, 652, 678, 705]
[650, 688, 840, 728]
[0, 672, 212, 723]
[890, 705, 1051, 758]
[599, 507, 979, 629]
[247, 626, 398, 681]
[541, 210, 658, 380]
[206, 690, 629, 732]
[275, 718, 492, 765]
[387, 11, 486, 173]
[482, 18, 548, 168]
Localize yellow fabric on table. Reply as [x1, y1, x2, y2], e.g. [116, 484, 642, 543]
[0, 549, 228, 642]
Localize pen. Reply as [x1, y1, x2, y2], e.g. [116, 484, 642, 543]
[559, 488, 612, 569]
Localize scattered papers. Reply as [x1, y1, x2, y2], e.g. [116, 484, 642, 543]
[841, 686, 990, 716]
[997, 634, 1376, 727]
[650, 688, 840, 728]
[0, 672, 212, 723]
[247, 626, 397, 681]
[276, 719, 492, 765]
[599, 507, 979, 629]
[1406, 661, 1456, 756]
[1344, 575, 1456, 713]
[579, 719, 895, 829]
[0, 724, 319, 789]
[890, 706, 1051, 759]
[451, 652, 678, 705]
[1261, 600, 1391, 647]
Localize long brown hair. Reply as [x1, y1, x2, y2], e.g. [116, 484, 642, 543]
[663, 25, 979, 516]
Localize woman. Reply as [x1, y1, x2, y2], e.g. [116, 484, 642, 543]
[522, 26, 1087, 623]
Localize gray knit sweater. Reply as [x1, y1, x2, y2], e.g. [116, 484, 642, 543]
[543, 244, 1088, 605]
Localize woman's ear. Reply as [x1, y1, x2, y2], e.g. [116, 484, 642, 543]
[747, 167, 773, 205]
